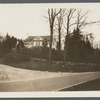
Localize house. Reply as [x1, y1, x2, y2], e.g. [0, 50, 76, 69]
[24, 36, 57, 49]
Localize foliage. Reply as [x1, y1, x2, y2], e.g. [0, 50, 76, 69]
[92, 48, 100, 63]
[26, 47, 49, 59]
[0, 34, 25, 58]
[3, 50, 30, 63]
[0, 34, 17, 57]
[64, 28, 93, 62]
[16, 39, 25, 50]
[5, 60, 100, 72]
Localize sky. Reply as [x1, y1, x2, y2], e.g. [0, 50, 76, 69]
[0, 3, 100, 43]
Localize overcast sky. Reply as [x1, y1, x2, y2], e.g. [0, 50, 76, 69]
[0, 3, 100, 43]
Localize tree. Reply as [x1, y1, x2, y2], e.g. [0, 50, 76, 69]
[48, 8, 61, 65]
[76, 9, 88, 30]
[1, 34, 17, 56]
[55, 9, 65, 56]
[16, 39, 25, 50]
[64, 28, 93, 62]
[85, 33, 94, 46]
[74, 9, 98, 62]
[75, 9, 100, 33]
[63, 8, 76, 65]
[42, 38, 48, 48]
[63, 9, 99, 63]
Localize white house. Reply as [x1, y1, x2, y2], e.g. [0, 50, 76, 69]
[24, 36, 57, 49]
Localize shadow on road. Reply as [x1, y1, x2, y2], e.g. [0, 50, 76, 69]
[60, 78, 100, 91]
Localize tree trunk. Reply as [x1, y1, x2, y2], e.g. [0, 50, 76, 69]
[63, 35, 67, 65]
[63, 24, 69, 66]
[58, 28, 61, 56]
[49, 27, 53, 66]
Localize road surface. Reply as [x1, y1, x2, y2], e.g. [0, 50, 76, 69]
[0, 72, 100, 91]
[60, 78, 100, 91]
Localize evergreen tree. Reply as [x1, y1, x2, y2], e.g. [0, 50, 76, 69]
[0, 34, 17, 56]
[65, 28, 93, 62]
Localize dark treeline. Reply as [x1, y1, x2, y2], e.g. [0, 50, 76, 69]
[0, 34, 17, 57]
[64, 28, 93, 63]
[1, 33, 100, 73]
[47, 8, 100, 65]
[0, 8, 100, 65]
[0, 31, 100, 64]
[0, 34, 24, 58]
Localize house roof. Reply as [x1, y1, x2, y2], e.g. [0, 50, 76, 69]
[25, 36, 50, 42]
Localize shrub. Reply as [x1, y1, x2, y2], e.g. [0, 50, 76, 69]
[3, 50, 30, 63]
[26, 47, 49, 59]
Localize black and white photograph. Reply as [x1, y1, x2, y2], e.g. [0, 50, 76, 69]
[0, 3, 99, 96]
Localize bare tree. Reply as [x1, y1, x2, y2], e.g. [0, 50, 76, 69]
[76, 9, 100, 31]
[75, 9, 100, 46]
[76, 9, 88, 30]
[55, 9, 65, 56]
[63, 8, 76, 65]
[48, 8, 61, 65]
[73, 9, 100, 62]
